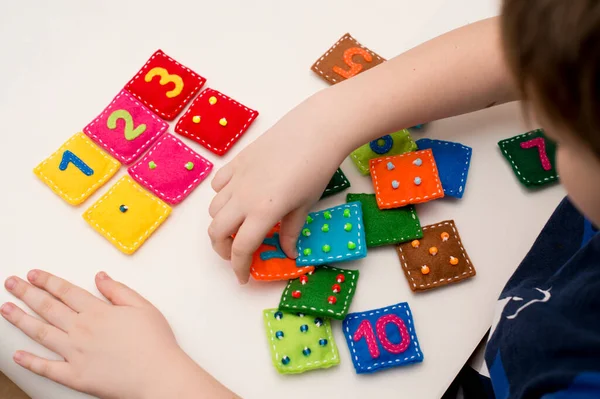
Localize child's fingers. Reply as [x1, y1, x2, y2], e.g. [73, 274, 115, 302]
[95, 272, 150, 308]
[1, 303, 70, 357]
[13, 351, 74, 388]
[208, 186, 232, 218]
[279, 208, 308, 259]
[26, 270, 100, 313]
[211, 164, 233, 192]
[231, 216, 277, 284]
[208, 204, 244, 260]
[4, 276, 76, 332]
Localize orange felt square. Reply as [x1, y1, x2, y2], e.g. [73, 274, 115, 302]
[370, 149, 444, 209]
[251, 226, 315, 282]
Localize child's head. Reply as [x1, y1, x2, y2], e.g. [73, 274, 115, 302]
[501, 0, 600, 226]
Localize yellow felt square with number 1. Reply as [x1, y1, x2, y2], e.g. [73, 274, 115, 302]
[34, 133, 121, 205]
[83, 176, 171, 255]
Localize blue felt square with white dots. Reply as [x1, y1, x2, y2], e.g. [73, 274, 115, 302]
[416, 139, 472, 198]
[296, 202, 367, 267]
[342, 302, 423, 374]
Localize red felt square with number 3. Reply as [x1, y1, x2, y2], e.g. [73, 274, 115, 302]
[175, 88, 259, 156]
[125, 50, 206, 121]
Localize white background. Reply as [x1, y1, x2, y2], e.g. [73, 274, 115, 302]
[0, 1, 566, 398]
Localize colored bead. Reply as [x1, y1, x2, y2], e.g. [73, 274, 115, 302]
[336, 274, 345, 283]
[332, 284, 341, 293]
[292, 290, 302, 299]
[343, 208, 351, 218]
[413, 158, 423, 166]
[281, 356, 290, 365]
[306, 215, 313, 224]
[322, 244, 331, 253]
[208, 96, 217, 105]
[303, 248, 312, 256]
[300, 324, 309, 333]
[450, 256, 459, 265]
[414, 176, 422, 185]
[441, 232, 450, 241]
[421, 265, 430, 275]
[392, 180, 400, 189]
[119, 205, 128, 213]
[328, 296, 337, 305]
[319, 339, 328, 346]
[411, 240, 420, 248]
[314, 317, 324, 327]
[387, 161, 395, 171]
[185, 162, 194, 171]
[302, 228, 311, 237]
[274, 311, 283, 320]
[275, 330, 284, 339]
[324, 211, 332, 220]
[344, 223, 352, 232]
[219, 118, 228, 126]
[321, 224, 330, 232]
[347, 241, 357, 250]
[148, 161, 157, 169]
[192, 115, 201, 123]
[302, 347, 312, 356]
[429, 247, 438, 256]
[299, 275, 309, 285]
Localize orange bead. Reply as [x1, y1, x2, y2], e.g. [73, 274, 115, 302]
[421, 265, 430, 275]
[450, 256, 459, 265]
[441, 232, 450, 241]
[429, 246, 438, 256]
[411, 240, 420, 248]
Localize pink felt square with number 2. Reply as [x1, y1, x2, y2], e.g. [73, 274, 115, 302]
[84, 90, 168, 165]
[128, 133, 213, 205]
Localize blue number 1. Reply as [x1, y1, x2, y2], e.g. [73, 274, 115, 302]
[59, 150, 94, 176]
[260, 233, 287, 261]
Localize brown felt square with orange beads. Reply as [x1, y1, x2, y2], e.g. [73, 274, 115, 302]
[311, 33, 386, 85]
[395, 220, 475, 292]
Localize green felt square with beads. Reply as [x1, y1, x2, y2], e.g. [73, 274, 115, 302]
[321, 168, 351, 199]
[350, 129, 417, 175]
[347, 193, 423, 247]
[263, 309, 340, 374]
[279, 265, 359, 320]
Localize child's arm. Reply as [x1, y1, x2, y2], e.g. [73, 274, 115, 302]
[1, 271, 239, 399]
[209, 17, 518, 283]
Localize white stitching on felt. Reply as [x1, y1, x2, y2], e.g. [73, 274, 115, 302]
[84, 91, 168, 164]
[419, 139, 472, 195]
[34, 133, 121, 204]
[264, 310, 338, 372]
[398, 221, 475, 288]
[128, 134, 213, 203]
[371, 149, 443, 208]
[351, 132, 417, 174]
[251, 265, 313, 279]
[175, 89, 258, 155]
[323, 169, 349, 193]
[297, 203, 364, 264]
[499, 130, 559, 185]
[344, 303, 422, 372]
[125, 50, 204, 119]
[280, 266, 357, 317]
[312, 33, 385, 84]
[83, 177, 170, 252]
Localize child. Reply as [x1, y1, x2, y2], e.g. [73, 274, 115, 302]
[3, 1, 600, 397]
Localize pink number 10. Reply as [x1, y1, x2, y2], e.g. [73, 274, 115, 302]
[353, 314, 411, 359]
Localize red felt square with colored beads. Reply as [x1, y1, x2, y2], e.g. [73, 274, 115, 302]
[175, 88, 259, 156]
[125, 50, 206, 121]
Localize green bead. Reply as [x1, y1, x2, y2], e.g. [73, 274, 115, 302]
[302, 228, 311, 237]
[347, 241, 357, 250]
[306, 216, 313, 224]
[344, 223, 352, 232]
[324, 211, 332, 220]
[322, 244, 331, 253]
[185, 162, 194, 170]
[321, 224, 329, 232]
[303, 248, 312, 256]
[343, 209, 351, 218]
[148, 161, 157, 169]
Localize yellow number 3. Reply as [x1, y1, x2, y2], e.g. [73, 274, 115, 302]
[144, 67, 184, 98]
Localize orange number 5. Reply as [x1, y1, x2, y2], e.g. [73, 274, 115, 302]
[332, 47, 373, 79]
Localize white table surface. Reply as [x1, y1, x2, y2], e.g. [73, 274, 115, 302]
[0, 1, 567, 398]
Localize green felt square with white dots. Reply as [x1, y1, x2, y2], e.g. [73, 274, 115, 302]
[263, 309, 340, 374]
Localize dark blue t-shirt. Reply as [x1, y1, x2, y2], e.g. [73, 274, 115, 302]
[484, 197, 600, 398]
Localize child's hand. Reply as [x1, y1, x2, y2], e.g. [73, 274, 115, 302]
[1, 270, 236, 399]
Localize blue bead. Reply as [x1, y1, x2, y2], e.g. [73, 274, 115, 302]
[300, 324, 309, 333]
[281, 356, 290, 365]
[119, 205, 128, 213]
[319, 339, 328, 347]
[275, 331, 284, 339]
[274, 311, 283, 320]
[314, 317, 324, 327]
[302, 347, 311, 356]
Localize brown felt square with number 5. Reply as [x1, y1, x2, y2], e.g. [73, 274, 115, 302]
[396, 220, 476, 292]
[311, 33, 386, 85]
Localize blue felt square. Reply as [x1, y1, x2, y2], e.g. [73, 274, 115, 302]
[342, 302, 423, 374]
[416, 139, 472, 198]
[296, 202, 367, 267]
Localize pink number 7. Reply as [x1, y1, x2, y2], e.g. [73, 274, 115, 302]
[520, 137, 552, 171]
[353, 314, 411, 359]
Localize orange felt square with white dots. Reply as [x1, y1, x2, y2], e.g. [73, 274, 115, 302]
[251, 226, 315, 282]
[370, 149, 444, 209]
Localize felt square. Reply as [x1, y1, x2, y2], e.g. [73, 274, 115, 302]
[296, 202, 367, 267]
[251, 226, 315, 281]
[346, 194, 423, 247]
[279, 265, 359, 320]
[33, 133, 120, 206]
[343, 302, 423, 374]
[498, 129, 559, 187]
[263, 309, 340, 374]
[350, 130, 417, 175]
[175, 88, 259, 156]
[128, 133, 213, 205]
[416, 139, 472, 198]
[84, 90, 168, 165]
[125, 50, 206, 121]
[82, 176, 171, 255]
[321, 168, 351, 199]
[396, 220, 476, 292]
[370, 149, 444, 209]
[311, 33, 386, 85]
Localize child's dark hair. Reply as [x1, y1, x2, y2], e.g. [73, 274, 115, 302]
[501, 0, 600, 156]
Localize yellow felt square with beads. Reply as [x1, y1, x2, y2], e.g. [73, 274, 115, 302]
[83, 176, 172, 255]
[34, 133, 121, 205]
